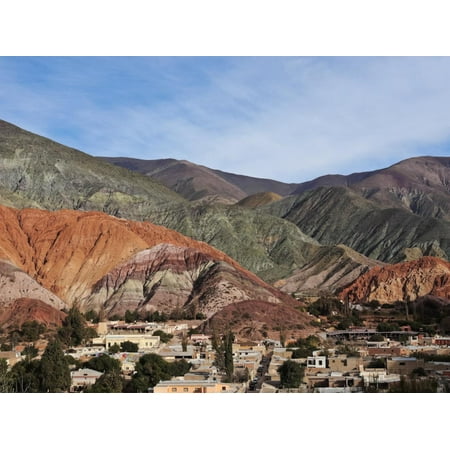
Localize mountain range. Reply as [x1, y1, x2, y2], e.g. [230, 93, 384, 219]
[0, 119, 449, 335]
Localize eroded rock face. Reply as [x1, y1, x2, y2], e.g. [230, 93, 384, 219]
[82, 244, 283, 318]
[0, 205, 245, 304]
[0, 260, 65, 310]
[0, 205, 299, 331]
[340, 257, 450, 304]
[0, 297, 66, 329]
[275, 245, 384, 295]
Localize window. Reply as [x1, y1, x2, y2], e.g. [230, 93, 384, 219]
[172, 388, 177, 392]
[183, 388, 189, 392]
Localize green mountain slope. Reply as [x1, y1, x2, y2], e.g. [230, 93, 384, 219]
[0, 120, 185, 219]
[145, 202, 320, 282]
[262, 186, 450, 263]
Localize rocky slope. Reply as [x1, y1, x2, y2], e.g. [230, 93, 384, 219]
[0, 205, 250, 304]
[0, 298, 66, 329]
[0, 205, 311, 333]
[292, 156, 450, 222]
[262, 186, 450, 263]
[236, 192, 283, 208]
[274, 245, 384, 295]
[145, 202, 321, 282]
[339, 257, 450, 304]
[0, 120, 185, 220]
[201, 300, 314, 341]
[0, 259, 66, 328]
[0, 260, 65, 309]
[83, 244, 286, 318]
[101, 157, 248, 203]
[101, 156, 298, 202]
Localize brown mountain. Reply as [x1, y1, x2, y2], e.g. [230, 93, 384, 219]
[201, 300, 315, 341]
[274, 245, 384, 296]
[83, 244, 288, 319]
[0, 119, 185, 221]
[101, 157, 297, 203]
[0, 205, 310, 334]
[237, 192, 283, 208]
[339, 256, 450, 304]
[0, 298, 66, 329]
[292, 156, 450, 221]
[262, 186, 450, 263]
[0, 259, 66, 328]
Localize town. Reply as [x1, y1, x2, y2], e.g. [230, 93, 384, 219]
[1, 305, 450, 393]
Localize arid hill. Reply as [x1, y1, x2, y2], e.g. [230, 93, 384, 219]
[275, 245, 384, 295]
[0, 205, 311, 334]
[292, 156, 450, 221]
[0, 298, 66, 329]
[340, 256, 450, 304]
[237, 192, 283, 208]
[101, 157, 297, 203]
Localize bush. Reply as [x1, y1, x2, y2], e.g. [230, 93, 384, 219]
[120, 341, 139, 352]
[85, 354, 121, 373]
[152, 330, 173, 344]
[278, 360, 304, 388]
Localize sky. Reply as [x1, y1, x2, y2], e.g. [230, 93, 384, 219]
[1, 56, 450, 183]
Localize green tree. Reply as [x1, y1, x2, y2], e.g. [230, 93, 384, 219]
[223, 330, 234, 382]
[108, 343, 121, 354]
[132, 353, 172, 391]
[9, 359, 41, 393]
[120, 341, 139, 352]
[84, 354, 121, 373]
[278, 360, 304, 389]
[376, 322, 399, 332]
[169, 359, 191, 377]
[152, 330, 173, 344]
[39, 338, 71, 393]
[87, 371, 123, 393]
[181, 333, 188, 352]
[58, 305, 90, 346]
[0, 358, 13, 393]
[368, 334, 385, 342]
[124, 309, 139, 323]
[22, 345, 39, 360]
[84, 310, 100, 323]
[20, 321, 46, 342]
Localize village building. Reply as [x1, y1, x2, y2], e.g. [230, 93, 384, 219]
[386, 357, 424, 376]
[92, 334, 160, 351]
[70, 368, 103, 392]
[153, 379, 242, 393]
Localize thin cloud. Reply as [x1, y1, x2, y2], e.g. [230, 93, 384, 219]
[1, 57, 450, 182]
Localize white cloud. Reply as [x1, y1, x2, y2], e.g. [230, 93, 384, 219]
[1, 57, 450, 182]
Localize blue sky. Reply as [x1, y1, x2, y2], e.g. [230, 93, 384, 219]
[1, 56, 450, 182]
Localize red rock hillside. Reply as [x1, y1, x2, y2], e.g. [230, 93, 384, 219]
[0, 205, 266, 303]
[0, 298, 66, 329]
[340, 256, 450, 304]
[0, 205, 311, 335]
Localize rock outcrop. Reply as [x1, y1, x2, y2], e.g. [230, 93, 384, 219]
[0, 205, 306, 333]
[83, 244, 284, 318]
[0, 298, 66, 329]
[275, 245, 384, 295]
[236, 192, 283, 208]
[339, 256, 450, 304]
[0, 259, 66, 328]
[262, 186, 450, 263]
[0, 205, 246, 304]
